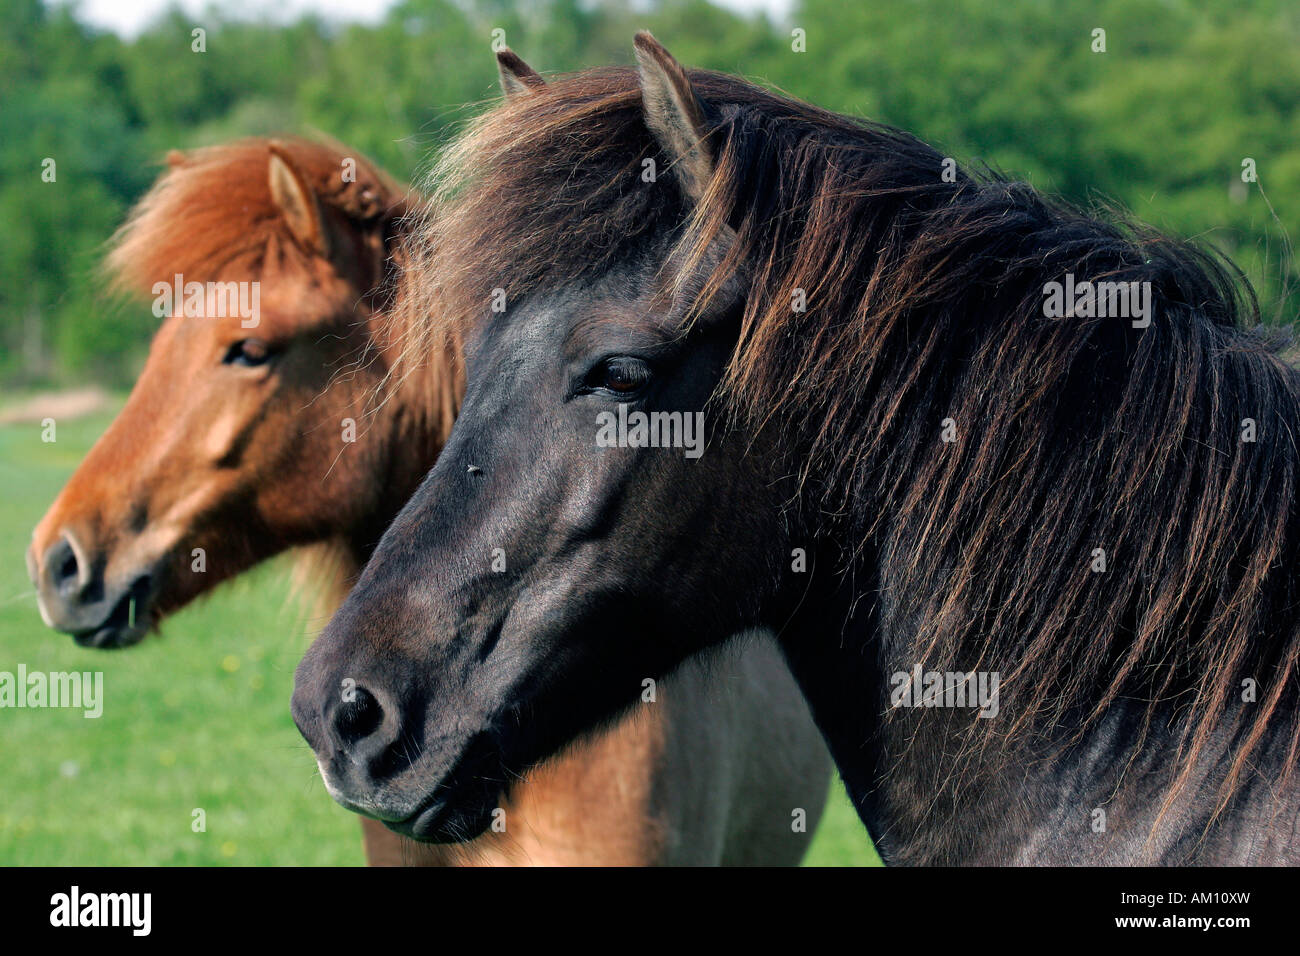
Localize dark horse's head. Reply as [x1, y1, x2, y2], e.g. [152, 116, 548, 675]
[293, 37, 814, 839]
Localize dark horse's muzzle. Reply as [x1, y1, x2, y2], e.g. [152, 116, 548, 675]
[290, 604, 506, 843]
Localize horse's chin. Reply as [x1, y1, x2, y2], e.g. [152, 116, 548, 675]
[375, 733, 517, 844]
[383, 795, 499, 844]
[68, 581, 157, 649]
[72, 622, 150, 649]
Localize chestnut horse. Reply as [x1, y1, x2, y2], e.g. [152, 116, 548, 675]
[28, 134, 831, 865]
[293, 37, 1300, 864]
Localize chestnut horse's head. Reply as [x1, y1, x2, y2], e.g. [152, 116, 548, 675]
[29, 138, 435, 648]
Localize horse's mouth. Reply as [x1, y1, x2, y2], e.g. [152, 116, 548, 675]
[384, 793, 499, 844]
[379, 737, 510, 844]
[71, 577, 154, 649]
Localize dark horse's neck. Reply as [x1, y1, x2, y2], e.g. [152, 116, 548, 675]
[779, 540, 1300, 865]
[749, 161, 1300, 863]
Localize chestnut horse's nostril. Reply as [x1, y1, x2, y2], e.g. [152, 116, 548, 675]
[44, 533, 86, 595]
[34, 529, 126, 637]
[332, 686, 385, 746]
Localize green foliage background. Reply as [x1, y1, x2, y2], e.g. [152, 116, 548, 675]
[0, 0, 1297, 388]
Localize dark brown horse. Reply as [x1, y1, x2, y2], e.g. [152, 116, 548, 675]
[293, 37, 1300, 864]
[29, 134, 831, 865]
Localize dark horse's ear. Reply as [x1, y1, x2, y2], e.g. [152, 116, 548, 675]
[634, 31, 714, 203]
[497, 48, 546, 99]
[267, 142, 332, 259]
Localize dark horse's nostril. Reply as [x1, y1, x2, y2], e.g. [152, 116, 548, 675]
[333, 686, 385, 746]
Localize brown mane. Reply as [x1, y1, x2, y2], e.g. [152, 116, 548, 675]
[404, 65, 1300, 822]
[105, 136, 406, 295]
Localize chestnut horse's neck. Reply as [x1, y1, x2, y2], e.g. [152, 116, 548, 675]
[290, 311, 463, 620]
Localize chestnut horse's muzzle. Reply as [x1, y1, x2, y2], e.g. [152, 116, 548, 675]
[28, 529, 155, 649]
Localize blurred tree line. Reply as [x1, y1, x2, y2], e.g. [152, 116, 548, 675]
[1, 0, 1296, 387]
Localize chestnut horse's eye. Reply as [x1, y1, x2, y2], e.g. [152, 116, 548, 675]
[592, 356, 652, 395]
[222, 339, 274, 368]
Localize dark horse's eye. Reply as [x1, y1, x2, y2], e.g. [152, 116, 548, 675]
[222, 339, 274, 368]
[589, 356, 652, 395]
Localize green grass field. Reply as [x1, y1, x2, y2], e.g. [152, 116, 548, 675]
[0, 401, 880, 865]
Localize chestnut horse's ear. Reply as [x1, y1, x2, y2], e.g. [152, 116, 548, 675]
[497, 48, 546, 98]
[634, 31, 714, 203]
[267, 143, 332, 259]
[165, 149, 187, 168]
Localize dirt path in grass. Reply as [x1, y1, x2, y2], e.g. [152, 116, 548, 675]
[0, 387, 111, 426]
